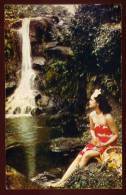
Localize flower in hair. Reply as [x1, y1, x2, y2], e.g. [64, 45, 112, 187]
[91, 89, 101, 99]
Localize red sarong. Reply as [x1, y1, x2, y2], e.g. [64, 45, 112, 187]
[79, 125, 117, 155]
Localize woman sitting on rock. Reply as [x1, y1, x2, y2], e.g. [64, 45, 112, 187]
[50, 89, 118, 187]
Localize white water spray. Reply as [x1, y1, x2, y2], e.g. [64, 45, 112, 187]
[6, 18, 36, 116]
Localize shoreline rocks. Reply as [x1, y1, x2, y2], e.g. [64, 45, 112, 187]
[49, 136, 88, 153]
[6, 165, 41, 189]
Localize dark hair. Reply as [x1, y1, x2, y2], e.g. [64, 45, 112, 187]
[95, 94, 112, 114]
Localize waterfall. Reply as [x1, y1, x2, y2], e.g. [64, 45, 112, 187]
[6, 18, 36, 116]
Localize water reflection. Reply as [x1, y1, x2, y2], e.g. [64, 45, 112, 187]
[18, 117, 37, 178]
[6, 116, 51, 178]
[6, 116, 72, 179]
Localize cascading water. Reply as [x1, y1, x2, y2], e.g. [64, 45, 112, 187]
[6, 18, 37, 116]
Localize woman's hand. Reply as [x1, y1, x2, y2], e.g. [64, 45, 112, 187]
[95, 142, 105, 147]
[90, 137, 100, 145]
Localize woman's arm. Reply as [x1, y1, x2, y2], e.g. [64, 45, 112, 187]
[89, 115, 97, 140]
[99, 114, 118, 147]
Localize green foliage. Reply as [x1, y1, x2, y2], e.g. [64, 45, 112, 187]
[93, 23, 121, 73]
[69, 4, 121, 102]
[45, 60, 76, 98]
[70, 4, 121, 70]
[86, 73, 121, 102]
[4, 4, 71, 19]
[65, 162, 122, 189]
[100, 75, 120, 100]
[4, 5, 49, 19]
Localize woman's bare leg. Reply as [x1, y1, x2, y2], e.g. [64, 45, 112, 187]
[59, 154, 82, 183]
[50, 154, 82, 187]
[61, 150, 100, 182]
[79, 150, 100, 168]
[51, 150, 100, 187]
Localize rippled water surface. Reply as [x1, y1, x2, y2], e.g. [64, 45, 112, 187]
[6, 116, 73, 179]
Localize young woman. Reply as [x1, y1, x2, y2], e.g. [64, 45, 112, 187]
[49, 89, 118, 187]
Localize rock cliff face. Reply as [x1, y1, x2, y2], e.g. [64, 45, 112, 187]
[5, 16, 73, 115]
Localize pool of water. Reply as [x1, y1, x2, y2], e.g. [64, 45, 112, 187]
[6, 115, 75, 179]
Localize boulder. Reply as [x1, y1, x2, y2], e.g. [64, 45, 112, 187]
[31, 108, 43, 116]
[31, 169, 62, 189]
[39, 95, 50, 106]
[30, 17, 53, 33]
[30, 17, 56, 43]
[46, 46, 74, 59]
[25, 106, 32, 114]
[13, 107, 21, 114]
[49, 137, 85, 153]
[31, 171, 57, 185]
[42, 106, 57, 115]
[45, 41, 58, 49]
[5, 81, 17, 97]
[32, 57, 46, 71]
[46, 111, 70, 126]
[35, 93, 42, 102]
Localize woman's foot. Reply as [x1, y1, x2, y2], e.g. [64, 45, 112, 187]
[48, 180, 65, 188]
